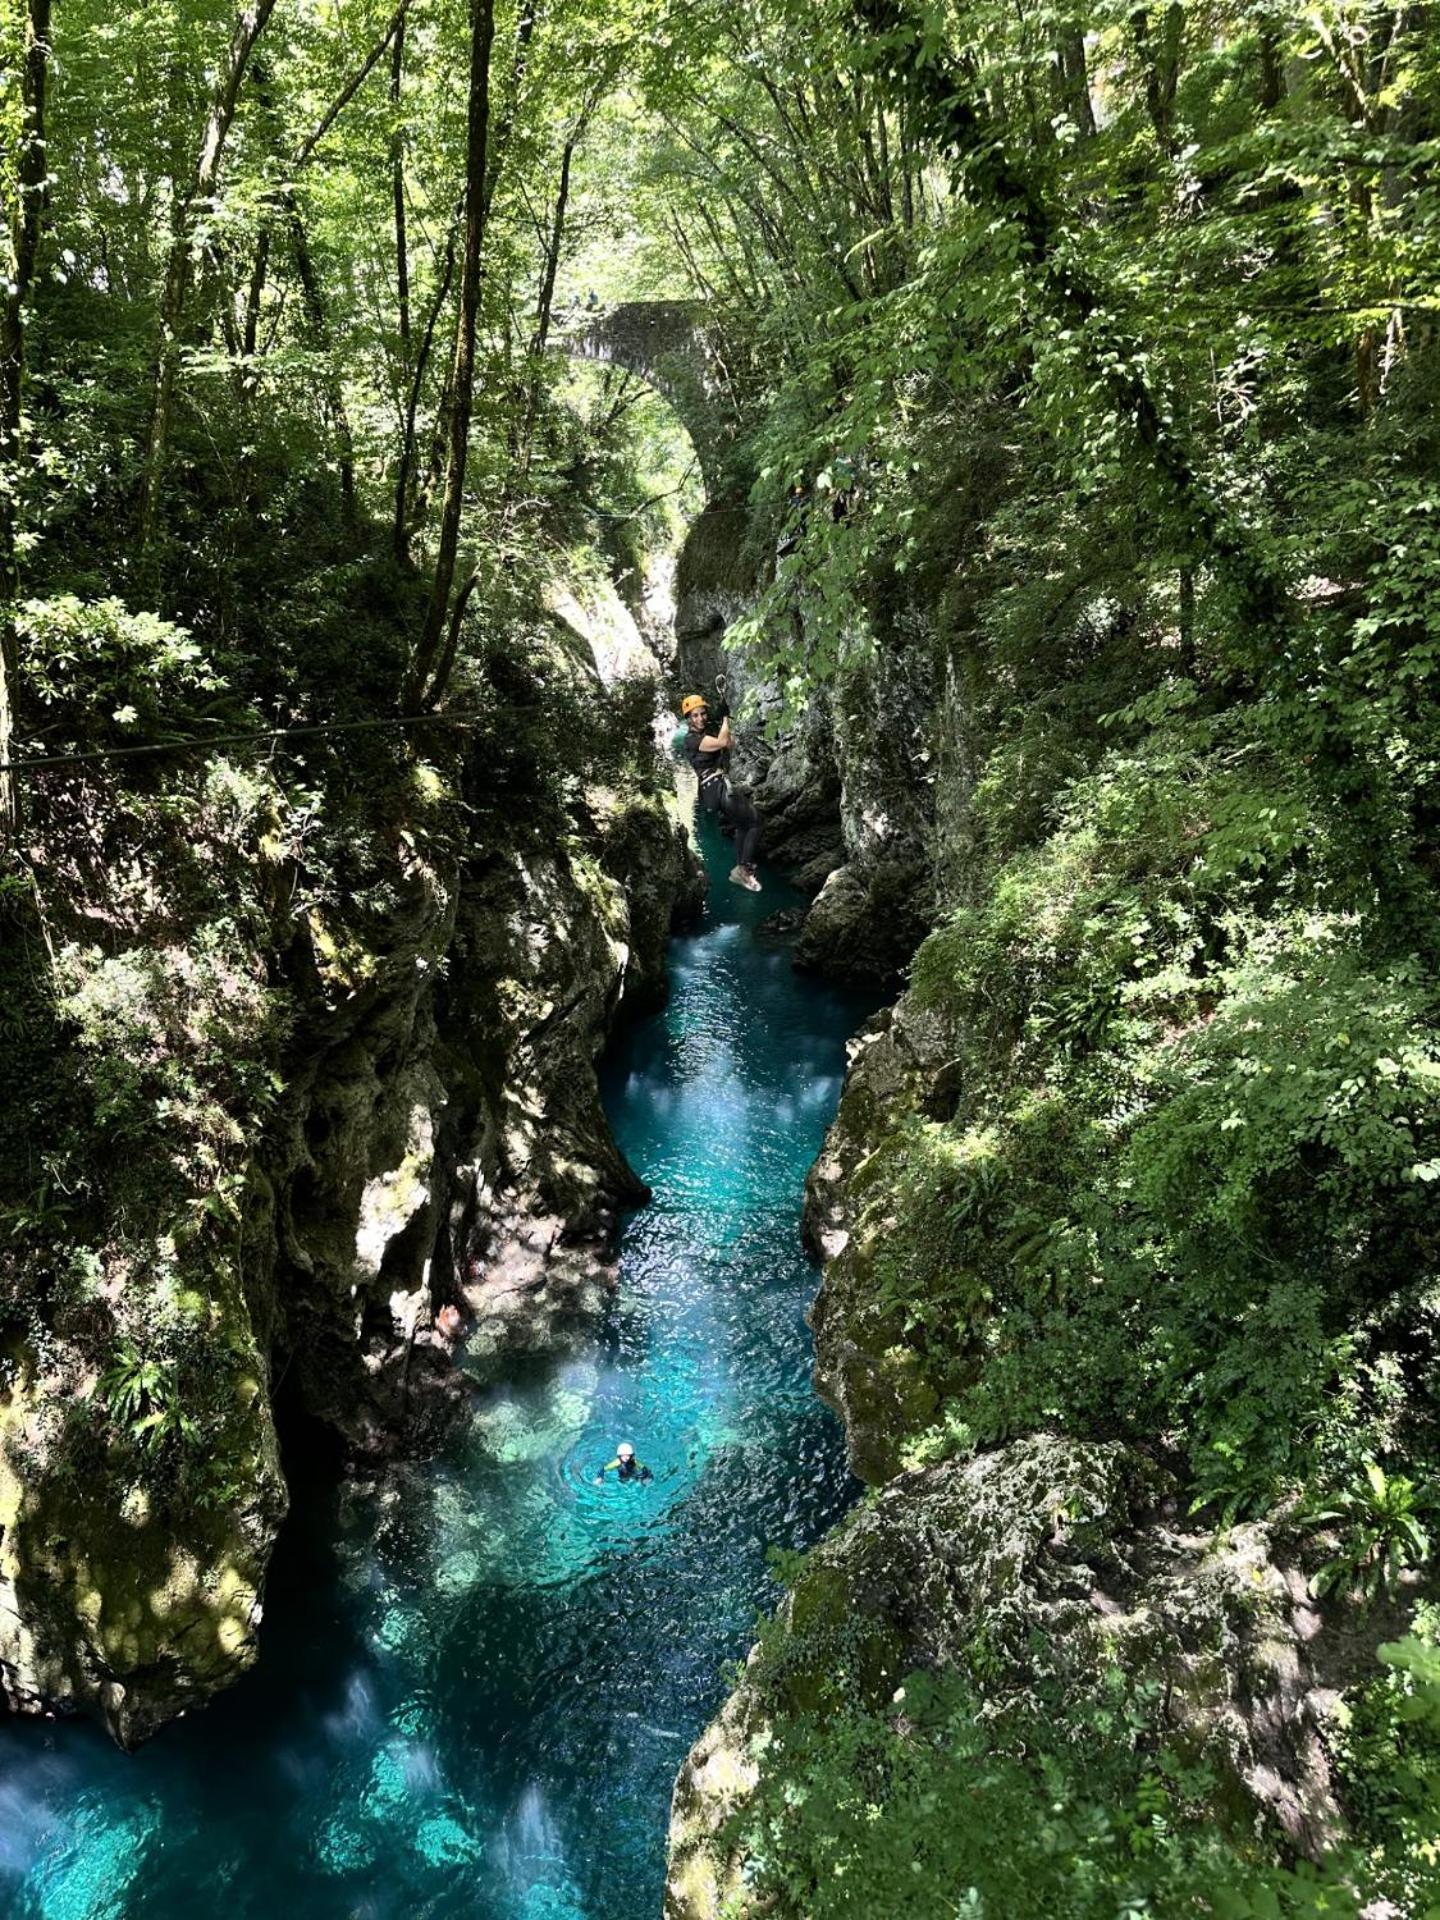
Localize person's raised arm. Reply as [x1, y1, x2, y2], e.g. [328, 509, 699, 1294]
[699, 716, 732, 751]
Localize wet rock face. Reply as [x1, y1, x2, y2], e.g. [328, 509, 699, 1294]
[434, 806, 695, 1384]
[666, 1437, 1357, 1920]
[673, 495, 755, 702]
[791, 852, 930, 985]
[788, 626, 936, 985]
[739, 700, 844, 892]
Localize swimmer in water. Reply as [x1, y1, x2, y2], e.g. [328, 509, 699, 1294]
[595, 1442, 652, 1484]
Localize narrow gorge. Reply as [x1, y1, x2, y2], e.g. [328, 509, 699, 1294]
[4, 1, 1440, 1916]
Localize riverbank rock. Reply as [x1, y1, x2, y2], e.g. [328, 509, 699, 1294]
[802, 994, 959, 1481]
[665, 1436, 1366, 1919]
[0, 572, 701, 1746]
[0, 1290, 287, 1750]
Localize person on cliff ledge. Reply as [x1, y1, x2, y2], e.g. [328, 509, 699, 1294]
[596, 1442, 652, 1484]
[679, 694, 762, 892]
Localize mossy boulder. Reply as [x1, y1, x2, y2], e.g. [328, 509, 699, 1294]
[666, 1436, 1357, 1919]
[0, 1275, 286, 1748]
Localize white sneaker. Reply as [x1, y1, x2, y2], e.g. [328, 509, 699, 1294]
[739, 870, 762, 893]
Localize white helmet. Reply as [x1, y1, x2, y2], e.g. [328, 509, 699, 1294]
[617, 1442, 635, 1460]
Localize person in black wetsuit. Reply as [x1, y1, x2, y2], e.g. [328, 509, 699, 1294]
[596, 1443, 652, 1483]
[679, 694, 762, 892]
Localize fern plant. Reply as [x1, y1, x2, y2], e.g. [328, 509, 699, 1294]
[1308, 1461, 1435, 1603]
[98, 1346, 198, 1453]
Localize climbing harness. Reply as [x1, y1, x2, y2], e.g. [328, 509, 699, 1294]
[698, 767, 731, 812]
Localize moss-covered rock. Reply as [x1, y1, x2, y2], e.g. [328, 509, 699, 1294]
[803, 995, 959, 1481]
[0, 571, 701, 1746]
[0, 1263, 286, 1747]
[665, 1436, 1367, 1919]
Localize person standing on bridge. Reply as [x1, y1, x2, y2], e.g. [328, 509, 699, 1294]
[679, 694, 762, 892]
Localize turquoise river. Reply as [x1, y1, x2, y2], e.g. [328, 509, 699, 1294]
[0, 821, 872, 1920]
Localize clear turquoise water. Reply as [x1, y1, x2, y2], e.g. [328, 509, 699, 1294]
[0, 823, 871, 1920]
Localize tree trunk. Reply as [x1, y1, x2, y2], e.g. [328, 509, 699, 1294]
[245, 58, 358, 525]
[481, 2, 536, 226]
[286, 209, 358, 525]
[137, 0, 279, 551]
[404, 0, 496, 710]
[1055, 27, 1096, 139]
[241, 226, 272, 363]
[1178, 564, 1196, 677]
[1132, 4, 1184, 157]
[1257, 22, 1286, 112]
[292, 0, 411, 169]
[0, 0, 51, 834]
[514, 135, 575, 488]
[391, 14, 412, 388]
[392, 207, 461, 563]
[408, 0, 533, 581]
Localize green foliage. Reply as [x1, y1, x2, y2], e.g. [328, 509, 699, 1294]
[729, 1661, 1373, 1920]
[871, 784, 1440, 1510]
[98, 1345, 199, 1454]
[723, 1581, 1440, 1920]
[1307, 1461, 1437, 1603]
[1334, 1605, 1440, 1917]
[18, 597, 223, 727]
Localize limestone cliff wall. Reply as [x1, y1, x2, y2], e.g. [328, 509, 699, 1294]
[665, 959, 1424, 1916]
[671, 500, 937, 986]
[665, 1436, 1380, 1920]
[0, 575, 701, 1747]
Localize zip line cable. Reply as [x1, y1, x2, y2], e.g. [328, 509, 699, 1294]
[0, 711, 482, 779]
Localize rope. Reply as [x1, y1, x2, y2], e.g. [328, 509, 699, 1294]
[0, 711, 480, 779]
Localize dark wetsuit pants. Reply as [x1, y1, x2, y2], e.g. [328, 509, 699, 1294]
[701, 778, 759, 868]
[720, 786, 760, 868]
[686, 728, 761, 869]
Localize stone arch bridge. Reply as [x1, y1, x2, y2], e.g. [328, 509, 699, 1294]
[552, 300, 738, 491]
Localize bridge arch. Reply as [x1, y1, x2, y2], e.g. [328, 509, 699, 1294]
[552, 300, 736, 491]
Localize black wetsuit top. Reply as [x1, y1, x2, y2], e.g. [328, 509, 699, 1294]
[683, 725, 727, 803]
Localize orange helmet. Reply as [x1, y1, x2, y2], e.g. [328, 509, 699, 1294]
[680, 694, 707, 716]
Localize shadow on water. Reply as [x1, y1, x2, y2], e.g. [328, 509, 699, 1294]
[0, 822, 875, 1920]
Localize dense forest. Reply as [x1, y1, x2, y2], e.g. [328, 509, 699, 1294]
[4, 0, 1440, 1913]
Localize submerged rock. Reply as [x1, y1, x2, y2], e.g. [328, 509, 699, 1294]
[754, 906, 806, 939]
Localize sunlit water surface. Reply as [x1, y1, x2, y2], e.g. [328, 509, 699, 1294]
[0, 823, 872, 1919]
